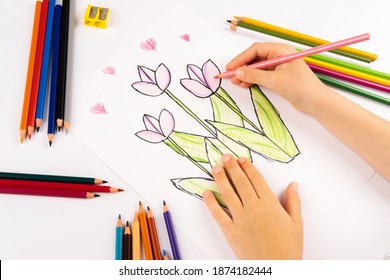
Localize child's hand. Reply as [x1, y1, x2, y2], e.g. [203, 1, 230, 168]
[226, 42, 327, 114]
[203, 154, 303, 259]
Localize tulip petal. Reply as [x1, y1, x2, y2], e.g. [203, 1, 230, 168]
[159, 109, 175, 137]
[136, 130, 167, 143]
[180, 79, 213, 98]
[155, 63, 171, 91]
[138, 66, 155, 83]
[187, 64, 206, 85]
[203, 59, 221, 93]
[132, 81, 164, 96]
[143, 114, 162, 134]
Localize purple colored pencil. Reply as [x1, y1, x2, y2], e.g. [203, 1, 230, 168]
[309, 64, 390, 94]
[163, 201, 181, 260]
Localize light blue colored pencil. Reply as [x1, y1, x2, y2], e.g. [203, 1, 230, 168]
[115, 214, 124, 260]
[35, 0, 55, 132]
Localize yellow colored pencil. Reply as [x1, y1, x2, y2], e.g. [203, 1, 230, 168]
[304, 57, 390, 87]
[234, 16, 377, 62]
[132, 211, 141, 260]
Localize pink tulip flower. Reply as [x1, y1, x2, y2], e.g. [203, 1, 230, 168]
[132, 63, 171, 96]
[135, 109, 175, 143]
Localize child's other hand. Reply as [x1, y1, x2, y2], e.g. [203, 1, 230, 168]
[203, 154, 303, 259]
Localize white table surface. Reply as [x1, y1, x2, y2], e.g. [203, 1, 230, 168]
[0, 0, 389, 259]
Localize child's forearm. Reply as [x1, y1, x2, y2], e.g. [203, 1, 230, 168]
[308, 87, 390, 181]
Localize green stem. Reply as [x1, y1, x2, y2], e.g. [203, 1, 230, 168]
[216, 88, 262, 133]
[165, 89, 216, 137]
[165, 137, 212, 177]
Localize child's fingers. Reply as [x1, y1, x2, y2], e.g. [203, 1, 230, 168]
[202, 190, 232, 232]
[221, 154, 259, 204]
[234, 67, 276, 88]
[236, 157, 275, 199]
[285, 182, 303, 225]
[212, 164, 243, 214]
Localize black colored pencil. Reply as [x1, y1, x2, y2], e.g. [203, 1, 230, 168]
[123, 221, 132, 260]
[56, 0, 70, 131]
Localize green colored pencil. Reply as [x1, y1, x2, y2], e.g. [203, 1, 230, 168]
[316, 73, 390, 106]
[228, 20, 372, 63]
[306, 52, 390, 80]
[0, 172, 107, 185]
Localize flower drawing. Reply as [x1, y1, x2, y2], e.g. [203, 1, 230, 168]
[180, 59, 221, 98]
[131, 64, 171, 96]
[136, 109, 174, 143]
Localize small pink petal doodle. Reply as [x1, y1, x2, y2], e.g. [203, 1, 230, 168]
[140, 38, 156, 51]
[180, 34, 190, 42]
[102, 65, 116, 75]
[90, 103, 108, 114]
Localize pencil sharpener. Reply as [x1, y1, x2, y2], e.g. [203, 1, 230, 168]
[84, 5, 110, 29]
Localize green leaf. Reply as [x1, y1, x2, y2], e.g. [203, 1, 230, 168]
[165, 131, 208, 163]
[211, 87, 252, 160]
[171, 177, 226, 207]
[250, 85, 299, 157]
[205, 138, 230, 167]
[207, 120, 293, 163]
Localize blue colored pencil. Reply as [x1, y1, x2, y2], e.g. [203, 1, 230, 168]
[115, 214, 124, 260]
[47, 5, 62, 146]
[163, 201, 181, 260]
[35, 0, 55, 132]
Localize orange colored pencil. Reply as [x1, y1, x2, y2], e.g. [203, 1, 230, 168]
[132, 211, 141, 260]
[20, 1, 42, 143]
[147, 206, 162, 260]
[138, 201, 153, 260]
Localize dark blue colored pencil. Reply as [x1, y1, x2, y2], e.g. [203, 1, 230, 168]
[47, 4, 62, 146]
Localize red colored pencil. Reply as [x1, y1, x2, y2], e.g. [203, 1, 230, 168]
[0, 186, 98, 199]
[27, 0, 49, 139]
[0, 178, 123, 193]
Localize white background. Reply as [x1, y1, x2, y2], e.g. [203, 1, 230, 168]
[0, 0, 389, 260]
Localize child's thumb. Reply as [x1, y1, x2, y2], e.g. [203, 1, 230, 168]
[234, 67, 275, 87]
[285, 181, 303, 225]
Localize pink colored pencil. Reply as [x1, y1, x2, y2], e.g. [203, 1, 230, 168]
[217, 33, 370, 78]
[0, 186, 98, 199]
[308, 64, 390, 94]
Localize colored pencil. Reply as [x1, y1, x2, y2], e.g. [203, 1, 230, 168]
[0, 172, 106, 185]
[138, 201, 153, 260]
[115, 215, 124, 260]
[36, 0, 55, 132]
[56, 0, 70, 132]
[132, 211, 141, 260]
[147, 206, 162, 260]
[162, 249, 169, 260]
[163, 201, 181, 260]
[64, 0, 75, 134]
[47, 4, 62, 146]
[233, 16, 377, 62]
[0, 179, 122, 193]
[0, 186, 98, 199]
[315, 73, 390, 106]
[228, 19, 370, 63]
[309, 64, 390, 94]
[20, 1, 42, 143]
[306, 52, 390, 80]
[27, 0, 49, 139]
[123, 221, 132, 260]
[305, 57, 390, 87]
[217, 33, 370, 79]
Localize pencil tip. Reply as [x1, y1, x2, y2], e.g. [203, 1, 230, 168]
[147, 206, 150, 210]
[138, 201, 142, 206]
[36, 127, 40, 133]
[118, 188, 124, 192]
[126, 221, 129, 226]
[94, 194, 100, 197]
[49, 141, 52, 147]
[58, 127, 61, 132]
[103, 180, 108, 183]
[226, 19, 231, 23]
[118, 214, 121, 219]
[163, 200, 166, 205]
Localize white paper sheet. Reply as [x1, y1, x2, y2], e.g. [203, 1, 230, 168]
[72, 4, 374, 259]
